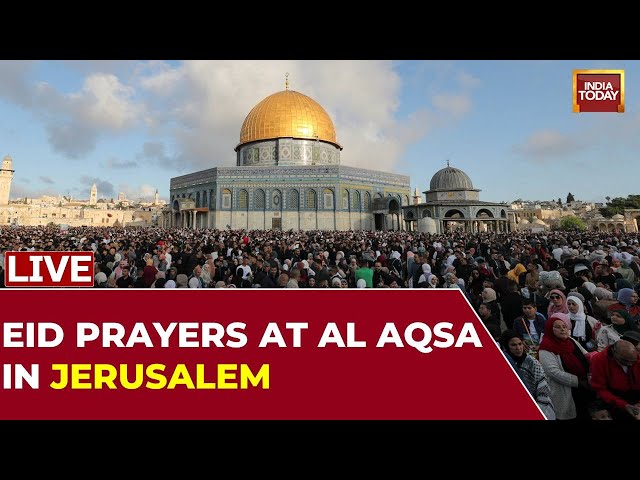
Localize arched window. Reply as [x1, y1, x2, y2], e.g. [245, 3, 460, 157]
[221, 189, 232, 209]
[306, 189, 317, 209]
[353, 190, 361, 211]
[196, 192, 201, 208]
[288, 189, 299, 209]
[342, 189, 349, 210]
[364, 192, 371, 212]
[238, 190, 248, 210]
[202, 191, 208, 209]
[255, 189, 265, 209]
[323, 188, 334, 209]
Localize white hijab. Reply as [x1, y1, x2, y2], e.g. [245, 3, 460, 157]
[582, 282, 597, 295]
[418, 263, 432, 285]
[568, 296, 587, 341]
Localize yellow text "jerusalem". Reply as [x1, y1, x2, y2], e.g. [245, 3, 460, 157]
[49, 363, 269, 390]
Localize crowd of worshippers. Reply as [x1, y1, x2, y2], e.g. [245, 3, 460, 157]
[2, 224, 640, 419]
[0, 226, 639, 293]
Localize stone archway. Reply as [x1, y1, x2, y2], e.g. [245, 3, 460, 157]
[171, 197, 196, 228]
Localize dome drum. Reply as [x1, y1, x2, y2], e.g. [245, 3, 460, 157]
[236, 138, 341, 167]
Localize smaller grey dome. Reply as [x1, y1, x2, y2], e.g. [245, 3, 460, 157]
[429, 166, 473, 191]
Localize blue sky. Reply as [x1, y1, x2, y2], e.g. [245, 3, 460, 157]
[0, 60, 636, 204]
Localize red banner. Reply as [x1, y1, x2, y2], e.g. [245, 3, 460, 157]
[0, 289, 543, 420]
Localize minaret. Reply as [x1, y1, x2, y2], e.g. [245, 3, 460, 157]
[154, 189, 159, 205]
[89, 183, 97, 206]
[412, 187, 421, 205]
[0, 155, 15, 205]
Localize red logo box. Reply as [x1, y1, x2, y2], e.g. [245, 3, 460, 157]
[4, 251, 94, 287]
[573, 69, 624, 113]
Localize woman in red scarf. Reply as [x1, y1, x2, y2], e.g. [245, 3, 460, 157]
[538, 313, 594, 420]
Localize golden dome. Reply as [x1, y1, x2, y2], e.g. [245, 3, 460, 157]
[239, 90, 339, 146]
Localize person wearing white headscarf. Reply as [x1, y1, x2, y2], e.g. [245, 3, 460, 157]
[201, 260, 214, 287]
[582, 282, 597, 295]
[388, 250, 403, 279]
[417, 263, 432, 287]
[95, 271, 108, 287]
[567, 296, 598, 352]
[617, 252, 637, 285]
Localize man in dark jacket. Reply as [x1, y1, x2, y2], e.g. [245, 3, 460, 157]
[500, 279, 524, 330]
[513, 298, 546, 352]
[477, 303, 501, 340]
[260, 261, 279, 288]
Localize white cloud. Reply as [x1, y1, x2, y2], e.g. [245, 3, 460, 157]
[138, 60, 435, 173]
[457, 71, 481, 89]
[0, 60, 38, 107]
[116, 182, 159, 202]
[138, 61, 184, 95]
[2, 60, 477, 177]
[46, 123, 98, 159]
[0, 66, 144, 160]
[105, 157, 138, 169]
[69, 74, 141, 130]
[512, 129, 584, 161]
[431, 93, 472, 118]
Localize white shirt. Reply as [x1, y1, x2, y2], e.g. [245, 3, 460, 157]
[237, 264, 252, 280]
[527, 319, 540, 344]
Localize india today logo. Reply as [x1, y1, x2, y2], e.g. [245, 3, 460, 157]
[4, 251, 94, 287]
[573, 69, 624, 113]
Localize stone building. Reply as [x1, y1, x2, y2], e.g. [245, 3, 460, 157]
[165, 80, 411, 231]
[0, 155, 14, 206]
[0, 160, 162, 228]
[401, 163, 514, 233]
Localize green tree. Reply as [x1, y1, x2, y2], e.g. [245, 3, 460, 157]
[559, 216, 586, 231]
[599, 194, 640, 217]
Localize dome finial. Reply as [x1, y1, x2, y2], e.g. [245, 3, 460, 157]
[285, 72, 290, 91]
[446, 158, 450, 167]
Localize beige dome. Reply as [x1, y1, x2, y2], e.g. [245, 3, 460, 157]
[417, 216, 437, 234]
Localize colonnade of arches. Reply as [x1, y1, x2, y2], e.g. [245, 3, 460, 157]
[403, 207, 510, 232]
